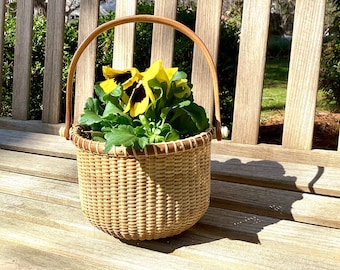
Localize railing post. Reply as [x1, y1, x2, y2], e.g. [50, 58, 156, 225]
[74, 0, 100, 124]
[112, 0, 137, 69]
[11, 0, 34, 120]
[282, 0, 326, 150]
[150, 0, 177, 67]
[191, 0, 222, 125]
[42, 0, 66, 124]
[231, 0, 272, 144]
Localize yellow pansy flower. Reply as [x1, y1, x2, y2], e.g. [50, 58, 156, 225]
[165, 67, 178, 81]
[142, 60, 171, 96]
[123, 81, 154, 117]
[100, 66, 142, 94]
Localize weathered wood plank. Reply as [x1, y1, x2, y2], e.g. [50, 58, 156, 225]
[0, 171, 79, 207]
[0, 216, 213, 270]
[0, 118, 64, 135]
[113, 0, 137, 69]
[0, 149, 77, 182]
[1, 129, 340, 198]
[282, 0, 326, 150]
[74, 0, 100, 124]
[0, 239, 108, 270]
[2, 163, 338, 230]
[173, 229, 340, 270]
[0, 129, 76, 159]
[211, 153, 340, 197]
[211, 181, 340, 228]
[1, 192, 339, 270]
[200, 208, 340, 262]
[231, 0, 272, 144]
[150, 0, 177, 67]
[11, 0, 34, 120]
[41, 0, 66, 124]
[191, 0, 222, 123]
[212, 139, 340, 169]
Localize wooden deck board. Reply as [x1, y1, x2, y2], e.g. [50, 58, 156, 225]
[0, 129, 339, 269]
[211, 181, 340, 228]
[0, 239, 108, 270]
[1, 167, 338, 230]
[0, 149, 77, 182]
[212, 153, 340, 197]
[1, 191, 339, 269]
[1, 128, 339, 197]
[0, 170, 79, 207]
[0, 128, 75, 159]
[0, 216, 210, 270]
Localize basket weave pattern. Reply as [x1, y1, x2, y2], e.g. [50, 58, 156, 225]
[74, 129, 212, 240]
[63, 15, 222, 241]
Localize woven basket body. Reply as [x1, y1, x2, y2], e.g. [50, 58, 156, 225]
[72, 128, 212, 240]
[63, 15, 222, 241]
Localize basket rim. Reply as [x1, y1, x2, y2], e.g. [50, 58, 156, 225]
[71, 126, 213, 157]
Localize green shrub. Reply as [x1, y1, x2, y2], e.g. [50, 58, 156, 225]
[319, 5, 340, 108]
[29, 15, 47, 119]
[1, 13, 15, 117]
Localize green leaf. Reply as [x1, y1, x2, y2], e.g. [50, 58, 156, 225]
[137, 137, 149, 149]
[104, 125, 138, 153]
[171, 71, 187, 81]
[79, 110, 102, 126]
[111, 85, 123, 97]
[178, 100, 191, 107]
[84, 97, 103, 115]
[160, 107, 172, 120]
[165, 128, 180, 142]
[169, 103, 209, 135]
[94, 83, 106, 103]
[102, 101, 123, 118]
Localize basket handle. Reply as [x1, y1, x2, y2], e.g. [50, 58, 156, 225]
[63, 14, 222, 140]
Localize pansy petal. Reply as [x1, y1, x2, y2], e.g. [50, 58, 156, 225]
[142, 81, 156, 103]
[143, 59, 170, 93]
[130, 97, 149, 117]
[165, 67, 178, 81]
[100, 79, 118, 94]
[102, 66, 125, 79]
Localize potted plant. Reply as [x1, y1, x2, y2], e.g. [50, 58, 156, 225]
[62, 15, 222, 241]
[78, 59, 210, 153]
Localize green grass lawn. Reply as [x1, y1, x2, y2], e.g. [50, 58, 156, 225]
[261, 59, 289, 121]
[261, 58, 335, 121]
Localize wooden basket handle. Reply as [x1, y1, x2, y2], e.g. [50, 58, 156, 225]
[63, 14, 221, 140]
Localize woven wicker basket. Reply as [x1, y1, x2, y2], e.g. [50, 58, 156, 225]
[62, 15, 222, 241]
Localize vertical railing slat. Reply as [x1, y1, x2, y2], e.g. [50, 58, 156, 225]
[112, 0, 137, 69]
[41, 0, 66, 124]
[74, 0, 100, 124]
[191, 0, 222, 124]
[282, 0, 326, 150]
[231, 0, 272, 144]
[12, 0, 34, 120]
[0, 0, 5, 106]
[150, 0, 177, 67]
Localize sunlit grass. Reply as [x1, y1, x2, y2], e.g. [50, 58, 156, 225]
[261, 58, 335, 121]
[261, 59, 288, 121]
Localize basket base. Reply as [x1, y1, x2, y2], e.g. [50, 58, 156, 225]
[75, 130, 212, 241]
